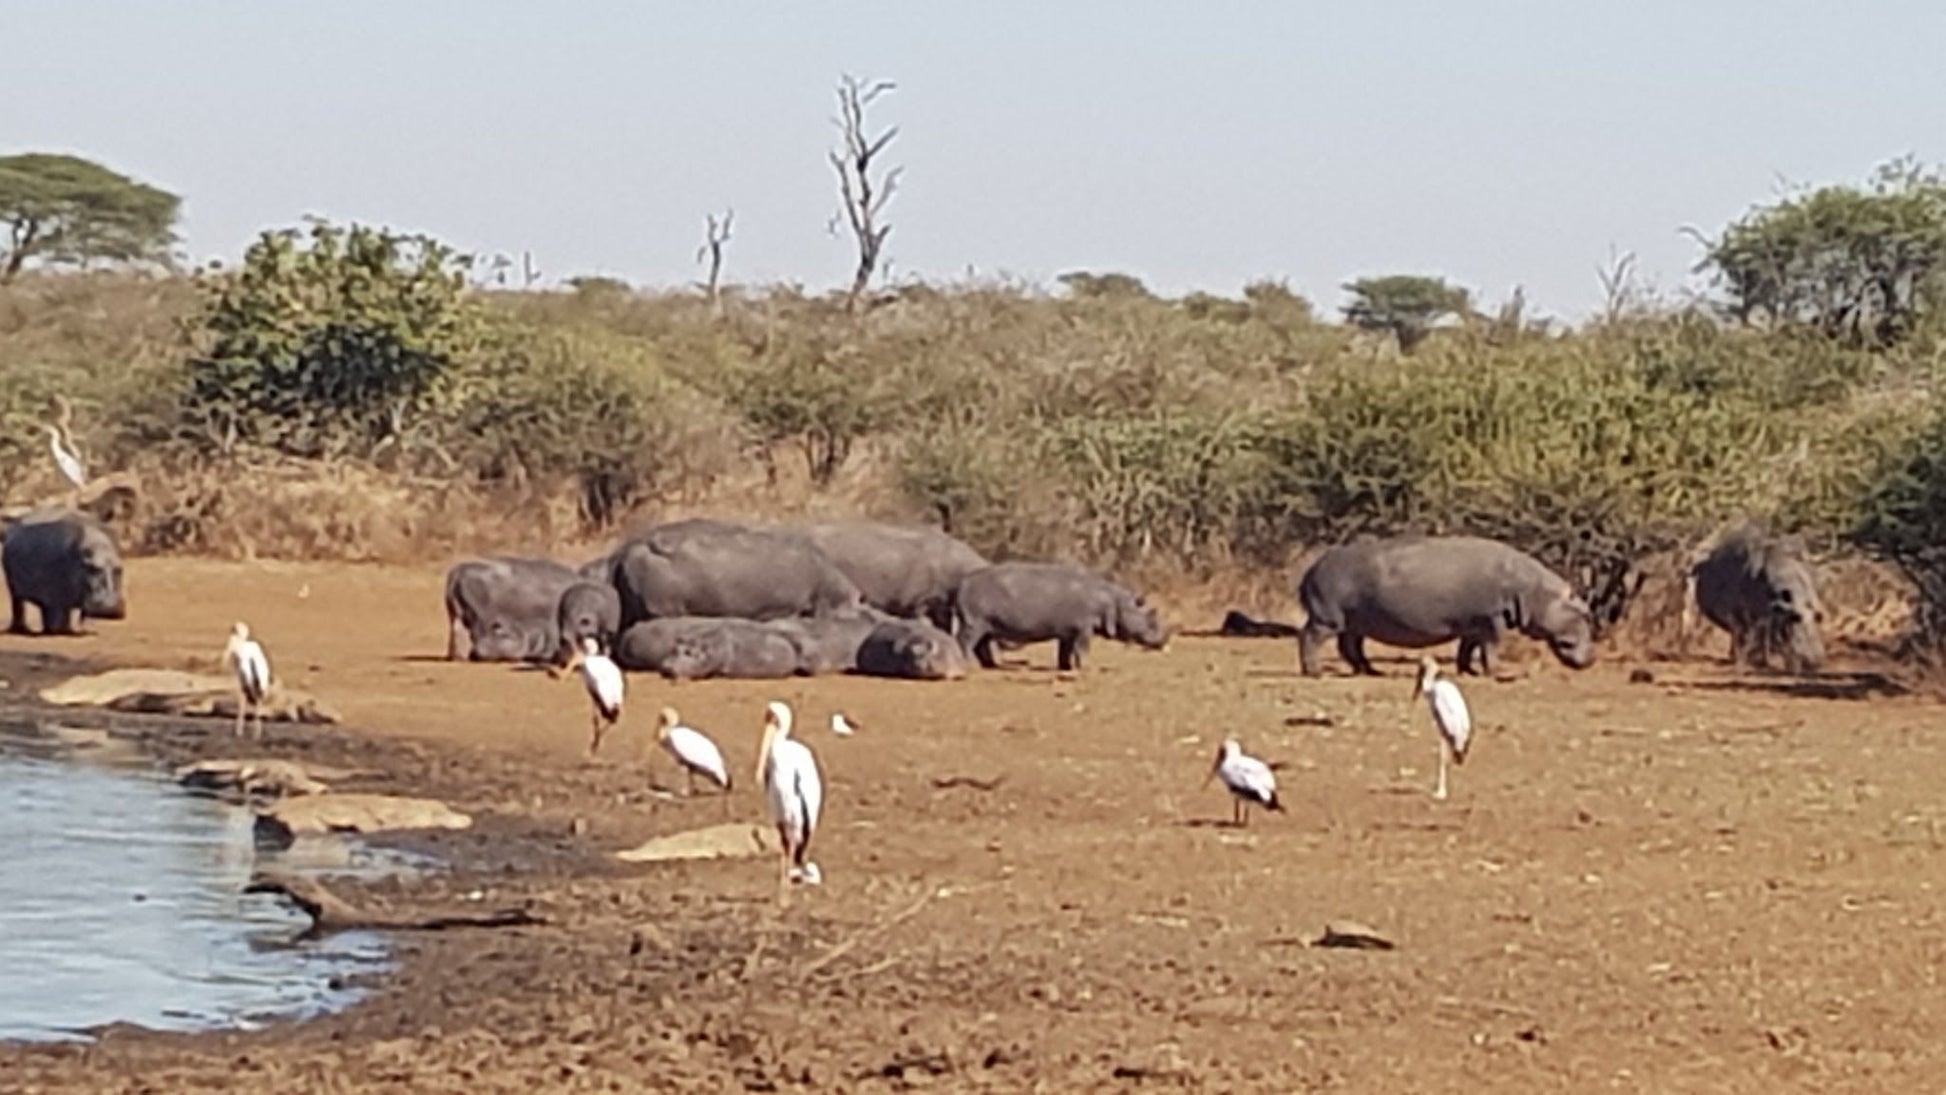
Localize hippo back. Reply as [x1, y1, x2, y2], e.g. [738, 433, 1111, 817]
[802, 522, 989, 626]
[611, 520, 862, 626]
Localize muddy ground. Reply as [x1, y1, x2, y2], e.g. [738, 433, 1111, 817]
[2, 557, 1945, 1092]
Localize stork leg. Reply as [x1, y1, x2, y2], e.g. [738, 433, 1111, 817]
[234, 688, 247, 738]
[685, 769, 697, 798]
[776, 826, 794, 906]
[1434, 740, 1450, 801]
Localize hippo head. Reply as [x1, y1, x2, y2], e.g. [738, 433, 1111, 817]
[1107, 591, 1169, 651]
[78, 533, 125, 620]
[898, 627, 969, 681]
[1533, 591, 1596, 669]
[469, 617, 549, 662]
[1762, 561, 1825, 673]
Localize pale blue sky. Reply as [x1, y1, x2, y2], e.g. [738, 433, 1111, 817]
[4, 1, 1941, 320]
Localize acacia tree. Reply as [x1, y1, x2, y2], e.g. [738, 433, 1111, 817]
[1704, 159, 1946, 347]
[0, 153, 180, 282]
[1340, 275, 1471, 353]
[829, 74, 901, 313]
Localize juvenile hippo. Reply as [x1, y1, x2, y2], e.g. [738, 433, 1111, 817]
[614, 616, 806, 680]
[609, 518, 862, 627]
[857, 618, 969, 680]
[444, 556, 581, 662]
[1296, 535, 1595, 677]
[2, 508, 126, 635]
[954, 562, 1168, 672]
[1690, 525, 1824, 672]
[555, 580, 623, 663]
[801, 522, 990, 631]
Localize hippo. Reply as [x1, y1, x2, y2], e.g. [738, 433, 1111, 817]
[800, 521, 990, 631]
[766, 608, 894, 675]
[857, 618, 969, 680]
[555, 580, 623, 663]
[2, 508, 126, 635]
[1689, 525, 1824, 672]
[1295, 534, 1595, 677]
[614, 616, 807, 680]
[608, 518, 862, 627]
[443, 556, 581, 662]
[953, 562, 1168, 671]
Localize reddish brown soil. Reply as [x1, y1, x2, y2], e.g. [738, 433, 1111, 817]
[3, 557, 1945, 1092]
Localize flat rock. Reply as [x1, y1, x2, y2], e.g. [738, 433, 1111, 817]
[615, 822, 780, 864]
[40, 668, 340, 724]
[1314, 920, 1395, 950]
[255, 792, 471, 846]
[176, 758, 330, 799]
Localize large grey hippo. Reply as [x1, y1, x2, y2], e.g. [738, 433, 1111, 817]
[607, 518, 862, 627]
[857, 617, 969, 680]
[614, 616, 806, 680]
[1295, 535, 1595, 677]
[1689, 525, 1824, 672]
[443, 556, 582, 662]
[801, 521, 989, 631]
[2, 508, 126, 635]
[954, 562, 1168, 672]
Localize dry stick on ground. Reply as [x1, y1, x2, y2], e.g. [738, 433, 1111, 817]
[244, 872, 547, 935]
[797, 887, 937, 979]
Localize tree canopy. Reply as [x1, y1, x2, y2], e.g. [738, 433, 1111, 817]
[0, 153, 180, 282]
[1340, 275, 1470, 352]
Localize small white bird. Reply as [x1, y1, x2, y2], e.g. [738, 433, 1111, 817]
[1416, 654, 1473, 801]
[829, 712, 860, 737]
[1204, 738, 1284, 827]
[556, 636, 625, 756]
[221, 621, 272, 739]
[655, 706, 731, 800]
[757, 699, 824, 899]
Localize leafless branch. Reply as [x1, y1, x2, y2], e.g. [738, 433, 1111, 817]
[695, 207, 734, 315]
[828, 73, 901, 314]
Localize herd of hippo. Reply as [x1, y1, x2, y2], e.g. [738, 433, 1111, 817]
[0, 505, 1827, 682]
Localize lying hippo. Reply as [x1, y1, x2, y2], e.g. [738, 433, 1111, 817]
[555, 580, 623, 663]
[857, 618, 968, 680]
[444, 556, 581, 662]
[954, 562, 1168, 671]
[1295, 534, 1595, 677]
[801, 521, 990, 631]
[614, 616, 805, 680]
[766, 609, 893, 675]
[1690, 525, 1824, 672]
[609, 518, 862, 627]
[2, 508, 126, 635]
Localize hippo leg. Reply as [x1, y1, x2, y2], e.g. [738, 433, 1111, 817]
[1058, 631, 1090, 672]
[446, 613, 465, 660]
[1336, 632, 1378, 676]
[7, 595, 27, 635]
[1297, 624, 1330, 676]
[961, 620, 999, 669]
[43, 602, 78, 636]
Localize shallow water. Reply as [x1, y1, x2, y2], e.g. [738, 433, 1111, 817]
[0, 750, 410, 1043]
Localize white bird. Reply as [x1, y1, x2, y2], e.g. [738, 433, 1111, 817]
[655, 706, 731, 800]
[1416, 654, 1474, 801]
[830, 712, 860, 737]
[556, 636, 625, 756]
[757, 699, 824, 898]
[1203, 738, 1284, 827]
[45, 395, 86, 491]
[221, 621, 272, 739]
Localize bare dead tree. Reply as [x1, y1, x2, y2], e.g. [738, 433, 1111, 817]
[695, 208, 734, 315]
[1596, 247, 1638, 324]
[828, 74, 902, 313]
[521, 250, 541, 288]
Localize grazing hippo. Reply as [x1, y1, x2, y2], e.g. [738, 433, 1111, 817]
[857, 618, 969, 680]
[614, 616, 806, 680]
[555, 580, 623, 663]
[766, 608, 894, 675]
[801, 521, 990, 631]
[954, 562, 1168, 671]
[1690, 525, 1825, 672]
[608, 518, 862, 627]
[1295, 535, 1596, 678]
[2, 508, 126, 635]
[443, 556, 581, 662]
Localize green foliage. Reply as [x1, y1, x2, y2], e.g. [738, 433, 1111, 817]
[184, 221, 486, 459]
[1705, 158, 1946, 347]
[1341, 274, 1471, 352]
[0, 153, 180, 281]
[708, 334, 895, 485]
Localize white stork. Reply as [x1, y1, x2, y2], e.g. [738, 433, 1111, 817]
[1416, 654, 1473, 800]
[1204, 738, 1283, 827]
[655, 706, 731, 801]
[222, 621, 273, 739]
[556, 636, 625, 756]
[757, 699, 824, 898]
[46, 395, 86, 491]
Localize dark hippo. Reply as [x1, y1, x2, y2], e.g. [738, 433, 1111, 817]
[766, 608, 893, 675]
[857, 618, 969, 680]
[614, 616, 807, 680]
[1296, 534, 1595, 677]
[1690, 525, 1824, 672]
[443, 556, 581, 662]
[954, 562, 1168, 672]
[608, 518, 862, 628]
[555, 580, 623, 663]
[2, 508, 126, 635]
[801, 521, 990, 631]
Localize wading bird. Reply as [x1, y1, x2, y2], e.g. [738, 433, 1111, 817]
[1416, 654, 1473, 800]
[222, 621, 272, 739]
[1204, 738, 1283, 827]
[757, 699, 823, 899]
[655, 706, 731, 801]
[556, 636, 625, 755]
[45, 395, 86, 491]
